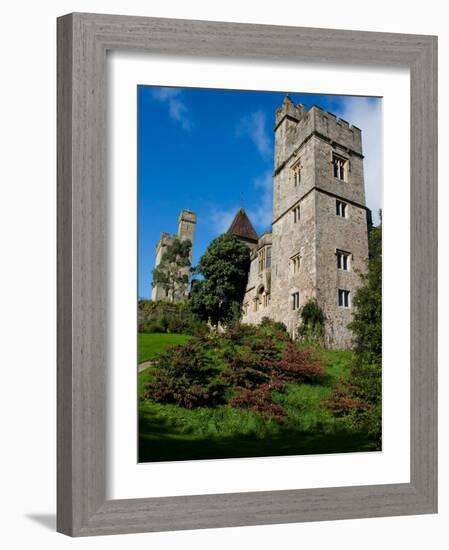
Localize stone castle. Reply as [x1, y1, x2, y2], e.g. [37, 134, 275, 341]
[152, 96, 370, 349]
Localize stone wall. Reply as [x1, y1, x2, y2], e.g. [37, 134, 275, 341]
[314, 191, 368, 348]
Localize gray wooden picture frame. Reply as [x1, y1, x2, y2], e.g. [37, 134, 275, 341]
[57, 12, 438, 537]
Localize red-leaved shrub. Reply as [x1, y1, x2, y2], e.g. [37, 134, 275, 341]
[230, 381, 286, 423]
[323, 381, 370, 417]
[222, 352, 272, 389]
[273, 343, 326, 384]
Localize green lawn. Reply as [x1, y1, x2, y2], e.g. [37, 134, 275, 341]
[138, 332, 192, 364]
[138, 347, 378, 462]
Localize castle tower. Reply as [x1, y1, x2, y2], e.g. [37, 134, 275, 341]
[242, 97, 369, 348]
[151, 209, 197, 301]
[178, 209, 197, 246]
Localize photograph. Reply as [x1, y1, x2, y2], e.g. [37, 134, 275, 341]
[137, 85, 383, 463]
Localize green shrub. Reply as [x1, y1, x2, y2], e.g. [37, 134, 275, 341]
[222, 350, 272, 389]
[140, 321, 166, 334]
[260, 317, 287, 333]
[225, 322, 258, 345]
[144, 339, 226, 408]
[138, 298, 209, 335]
[297, 300, 325, 345]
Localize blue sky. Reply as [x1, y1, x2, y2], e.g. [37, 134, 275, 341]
[138, 86, 382, 299]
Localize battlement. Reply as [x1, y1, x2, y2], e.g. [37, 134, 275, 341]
[274, 98, 363, 171]
[312, 105, 361, 133]
[275, 95, 306, 129]
[178, 209, 197, 225]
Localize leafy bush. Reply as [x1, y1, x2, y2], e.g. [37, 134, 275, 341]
[144, 339, 226, 408]
[138, 299, 209, 335]
[225, 322, 258, 345]
[248, 335, 283, 363]
[222, 334, 282, 390]
[274, 343, 326, 384]
[140, 321, 166, 334]
[323, 381, 369, 417]
[230, 382, 286, 423]
[260, 317, 288, 333]
[222, 351, 272, 389]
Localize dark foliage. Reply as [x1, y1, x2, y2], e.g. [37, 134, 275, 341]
[223, 353, 272, 389]
[138, 299, 209, 336]
[274, 343, 326, 384]
[225, 322, 258, 345]
[323, 381, 370, 417]
[260, 317, 288, 333]
[297, 300, 326, 343]
[190, 234, 251, 326]
[348, 222, 382, 362]
[230, 382, 286, 423]
[145, 340, 226, 409]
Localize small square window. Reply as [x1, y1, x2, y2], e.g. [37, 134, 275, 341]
[336, 199, 347, 218]
[291, 254, 301, 274]
[332, 154, 347, 181]
[292, 292, 300, 310]
[258, 248, 265, 274]
[336, 250, 350, 271]
[338, 289, 350, 308]
[291, 161, 302, 186]
[266, 246, 272, 269]
[292, 205, 300, 223]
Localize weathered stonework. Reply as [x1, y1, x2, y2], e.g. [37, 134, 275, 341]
[151, 209, 197, 301]
[241, 97, 370, 349]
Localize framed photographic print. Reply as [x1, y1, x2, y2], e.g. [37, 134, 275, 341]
[57, 12, 437, 536]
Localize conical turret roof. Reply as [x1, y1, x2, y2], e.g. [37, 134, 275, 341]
[226, 208, 258, 244]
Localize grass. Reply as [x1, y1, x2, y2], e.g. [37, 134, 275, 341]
[138, 343, 378, 462]
[138, 332, 191, 364]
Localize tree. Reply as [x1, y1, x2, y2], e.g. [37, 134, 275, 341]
[152, 237, 192, 302]
[349, 219, 382, 362]
[190, 234, 250, 326]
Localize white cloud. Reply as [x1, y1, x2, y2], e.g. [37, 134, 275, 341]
[236, 111, 271, 159]
[208, 207, 238, 235]
[333, 97, 383, 225]
[208, 171, 273, 235]
[247, 171, 273, 230]
[151, 87, 192, 131]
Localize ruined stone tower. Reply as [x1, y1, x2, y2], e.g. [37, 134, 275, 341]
[151, 209, 197, 301]
[241, 96, 370, 349]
